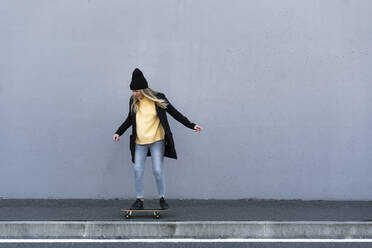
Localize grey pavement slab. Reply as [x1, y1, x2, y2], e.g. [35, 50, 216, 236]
[0, 199, 371, 222]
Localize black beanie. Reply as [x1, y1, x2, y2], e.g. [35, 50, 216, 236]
[130, 68, 148, 90]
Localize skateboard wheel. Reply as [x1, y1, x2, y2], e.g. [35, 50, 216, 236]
[155, 214, 160, 219]
[125, 214, 130, 219]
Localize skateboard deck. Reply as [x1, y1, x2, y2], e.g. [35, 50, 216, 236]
[120, 208, 168, 219]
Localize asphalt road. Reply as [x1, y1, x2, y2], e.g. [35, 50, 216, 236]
[0, 199, 372, 221]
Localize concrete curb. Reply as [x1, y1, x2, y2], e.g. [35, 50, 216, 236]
[0, 221, 371, 239]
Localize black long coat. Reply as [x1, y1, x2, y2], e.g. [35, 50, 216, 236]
[115, 92, 196, 163]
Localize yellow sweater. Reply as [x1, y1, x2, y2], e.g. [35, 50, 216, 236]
[135, 96, 165, 145]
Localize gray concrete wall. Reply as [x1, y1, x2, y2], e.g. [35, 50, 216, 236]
[1, 0, 371, 200]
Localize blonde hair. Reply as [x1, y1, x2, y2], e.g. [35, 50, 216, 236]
[130, 88, 168, 113]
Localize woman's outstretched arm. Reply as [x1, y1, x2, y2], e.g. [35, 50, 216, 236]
[163, 94, 196, 130]
[115, 97, 133, 136]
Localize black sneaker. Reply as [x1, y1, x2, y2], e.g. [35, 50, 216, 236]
[159, 197, 169, 209]
[130, 198, 144, 210]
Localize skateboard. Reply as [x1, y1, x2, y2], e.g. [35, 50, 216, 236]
[120, 208, 168, 219]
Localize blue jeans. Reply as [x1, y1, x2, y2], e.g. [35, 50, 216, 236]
[133, 139, 165, 198]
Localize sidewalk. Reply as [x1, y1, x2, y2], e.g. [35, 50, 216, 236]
[0, 199, 371, 238]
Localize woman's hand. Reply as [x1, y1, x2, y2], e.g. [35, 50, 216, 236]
[113, 134, 120, 142]
[193, 124, 203, 133]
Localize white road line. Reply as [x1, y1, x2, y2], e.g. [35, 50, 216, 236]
[0, 239, 372, 243]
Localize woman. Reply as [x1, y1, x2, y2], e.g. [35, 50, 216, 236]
[113, 68, 202, 210]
